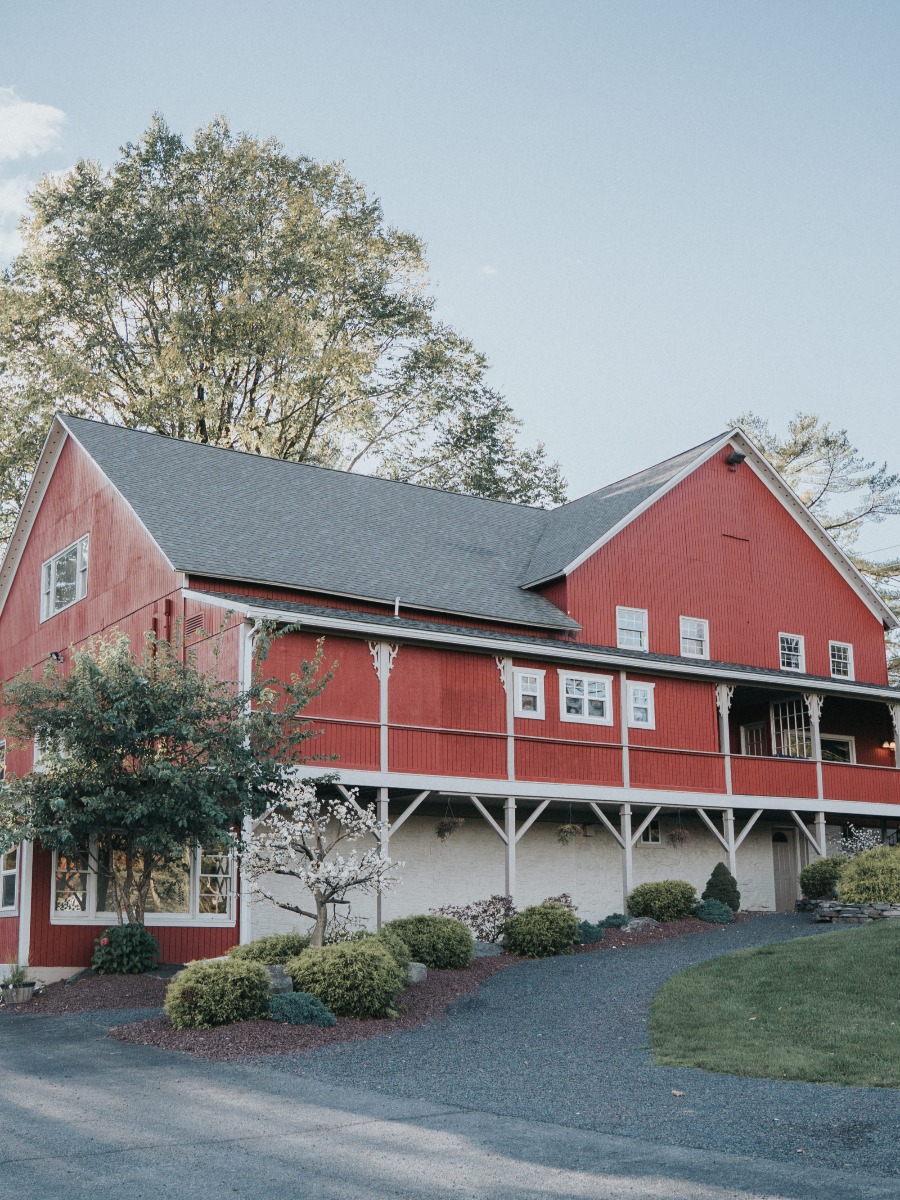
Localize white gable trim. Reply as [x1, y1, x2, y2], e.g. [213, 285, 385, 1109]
[531, 428, 897, 631]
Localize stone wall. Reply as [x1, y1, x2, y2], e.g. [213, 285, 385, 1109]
[812, 900, 900, 923]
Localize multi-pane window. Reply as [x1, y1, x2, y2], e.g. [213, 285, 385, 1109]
[829, 642, 853, 679]
[778, 633, 805, 673]
[41, 535, 89, 620]
[741, 722, 768, 757]
[679, 616, 709, 659]
[1, 846, 17, 910]
[771, 698, 812, 758]
[640, 820, 661, 845]
[513, 669, 545, 719]
[616, 607, 648, 651]
[558, 671, 613, 725]
[52, 843, 233, 921]
[627, 681, 655, 729]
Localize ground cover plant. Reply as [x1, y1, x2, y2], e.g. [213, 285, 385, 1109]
[694, 898, 735, 924]
[650, 921, 900, 1087]
[503, 903, 579, 957]
[91, 925, 160, 974]
[165, 960, 271, 1030]
[268, 992, 336, 1027]
[383, 915, 474, 969]
[627, 880, 697, 921]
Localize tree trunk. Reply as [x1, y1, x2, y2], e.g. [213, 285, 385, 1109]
[310, 898, 328, 947]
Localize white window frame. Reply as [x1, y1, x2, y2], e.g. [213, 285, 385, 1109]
[626, 681, 656, 729]
[778, 632, 805, 673]
[770, 697, 812, 759]
[557, 670, 614, 726]
[639, 819, 661, 846]
[820, 734, 857, 764]
[829, 641, 854, 680]
[513, 668, 545, 720]
[40, 534, 89, 621]
[616, 606, 648, 652]
[679, 615, 709, 660]
[740, 721, 768, 757]
[50, 841, 236, 926]
[0, 843, 17, 913]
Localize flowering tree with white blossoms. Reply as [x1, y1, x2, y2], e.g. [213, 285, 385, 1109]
[241, 779, 400, 946]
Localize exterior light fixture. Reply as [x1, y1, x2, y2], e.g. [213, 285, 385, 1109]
[725, 450, 746, 471]
[883, 740, 897, 751]
[49, 650, 64, 663]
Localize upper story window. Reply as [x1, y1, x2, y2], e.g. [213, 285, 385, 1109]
[679, 616, 709, 659]
[616, 606, 648, 651]
[0, 845, 16, 911]
[627, 681, 655, 729]
[829, 641, 854, 680]
[778, 632, 805, 673]
[513, 668, 545, 719]
[558, 670, 613, 725]
[41, 535, 89, 620]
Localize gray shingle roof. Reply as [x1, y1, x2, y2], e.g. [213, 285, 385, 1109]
[60, 417, 728, 632]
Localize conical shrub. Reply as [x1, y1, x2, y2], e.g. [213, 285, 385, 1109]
[701, 862, 740, 911]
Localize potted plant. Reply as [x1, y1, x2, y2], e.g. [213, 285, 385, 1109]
[1, 961, 37, 1005]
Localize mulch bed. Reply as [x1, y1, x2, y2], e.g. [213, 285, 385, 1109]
[8, 971, 170, 1015]
[107, 914, 736, 1060]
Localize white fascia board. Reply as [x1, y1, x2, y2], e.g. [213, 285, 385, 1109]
[192, 592, 900, 702]
[298, 763, 900, 819]
[0, 418, 68, 622]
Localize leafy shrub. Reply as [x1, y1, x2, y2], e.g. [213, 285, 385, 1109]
[837, 845, 900, 903]
[601, 912, 630, 929]
[577, 919, 605, 944]
[286, 939, 407, 1018]
[348, 928, 412, 972]
[503, 903, 579, 957]
[383, 915, 474, 969]
[228, 932, 310, 965]
[701, 863, 741, 912]
[431, 895, 517, 942]
[164, 960, 270, 1030]
[694, 898, 735, 924]
[627, 880, 697, 922]
[91, 924, 160, 974]
[268, 992, 336, 1026]
[799, 856, 845, 900]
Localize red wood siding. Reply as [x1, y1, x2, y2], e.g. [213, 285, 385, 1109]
[0, 916, 18, 961]
[630, 748, 726, 793]
[28, 847, 238, 968]
[823, 764, 900, 806]
[513, 658, 621, 744]
[731, 756, 818, 799]
[515, 738, 622, 785]
[627, 676, 718, 751]
[565, 450, 889, 684]
[390, 646, 505, 734]
[389, 728, 506, 778]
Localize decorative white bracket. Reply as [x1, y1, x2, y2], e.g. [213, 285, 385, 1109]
[715, 684, 735, 717]
[368, 641, 399, 681]
[889, 703, 900, 747]
[495, 656, 510, 693]
[803, 693, 824, 722]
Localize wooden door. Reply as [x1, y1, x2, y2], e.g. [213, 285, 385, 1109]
[772, 831, 798, 911]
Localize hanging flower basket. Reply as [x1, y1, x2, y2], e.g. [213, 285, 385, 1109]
[436, 816, 465, 841]
[556, 823, 586, 846]
[667, 826, 691, 847]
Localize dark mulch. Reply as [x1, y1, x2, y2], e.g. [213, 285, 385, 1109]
[18, 972, 169, 1015]
[107, 915, 732, 1060]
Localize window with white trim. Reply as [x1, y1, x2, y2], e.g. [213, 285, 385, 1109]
[640, 820, 661, 846]
[616, 606, 648, 651]
[821, 735, 856, 764]
[679, 616, 709, 659]
[558, 670, 613, 725]
[829, 641, 854, 680]
[52, 842, 234, 923]
[778, 632, 805, 673]
[41, 535, 89, 620]
[513, 668, 545, 719]
[0, 846, 17, 910]
[740, 722, 768, 757]
[771, 697, 811, 758]
[627, 681, 655, 729]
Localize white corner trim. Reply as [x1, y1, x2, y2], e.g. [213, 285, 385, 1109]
[17, 841, 33, 966]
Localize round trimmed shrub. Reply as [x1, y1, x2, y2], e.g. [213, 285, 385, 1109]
[382, 915, 474, 969]
[503, 903, 579, 957]
[228, 932, 310, 965]
[627, 880, 697, 922]
[285, 940, 407, 1018]
[577, 919, 605, 944]
[91, 924, 160, 974]
[701, 863, 741, 912]
[601, 912, 630, 929]
[164, 960, 270, 1030]
[348, 928, 412, 973]
[694, 898, 735, 924]
[268, 992, 336, 1027]
[837, 845, 900, 903]
[799, 856, 845, 900]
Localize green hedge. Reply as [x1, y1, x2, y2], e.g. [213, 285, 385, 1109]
[164, 960, 270, 1030]
[285, 940, 407, 1018]
[627, 880, 697, 922]
[91, 924, 160, 974]
[799, 856, 845, 900]
[503, 904, 579, 957]
[382, 915, 474, 969]
[838, 845, 900, 903]
[228, 932, 311, 965]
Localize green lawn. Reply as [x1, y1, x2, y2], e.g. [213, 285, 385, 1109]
[649, 921, 900, 1087]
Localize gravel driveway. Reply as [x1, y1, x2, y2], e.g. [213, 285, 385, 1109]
[257, 913, 900, 1178]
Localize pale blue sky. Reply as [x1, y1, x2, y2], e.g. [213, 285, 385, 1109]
[2, 1, 899, 555]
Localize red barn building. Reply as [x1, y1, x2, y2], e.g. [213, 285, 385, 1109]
[1, 416, 898, 976]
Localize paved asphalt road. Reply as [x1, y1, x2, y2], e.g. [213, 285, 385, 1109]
[2, 915, 898, 1199]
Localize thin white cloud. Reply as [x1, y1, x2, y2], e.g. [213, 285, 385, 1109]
[0, 86, 66, 162]
[480, 265, 499, 277]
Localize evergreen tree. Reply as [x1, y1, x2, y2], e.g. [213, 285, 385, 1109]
[701, 862, 741, 912]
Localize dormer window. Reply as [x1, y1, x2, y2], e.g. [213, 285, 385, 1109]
[778, 632, 805, 673]
[829, 641, 854, 680]
[41, 535, 89, 620]
[617, 607, 648, 651]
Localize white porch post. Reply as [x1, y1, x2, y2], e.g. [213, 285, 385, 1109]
[619, 671, 630, 789]
[620, 802, 633, 908]
[497, 657, 515, 781]
[804, 693, 824, 802]
[376, 786, 389, 929]
[504, 797, 517, 900]
[238, 617, 262, 945]
[890, 704, 900, 769]
[716, 684, 734, 795]
[16, 840, 33, 968]
[724, 808, 737, 876]
[815, 811, 827, 859]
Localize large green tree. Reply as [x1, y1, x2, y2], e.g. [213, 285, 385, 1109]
[736, 411, 900, 673]
[0, 624, 330, 924]
[0, 115, 565, 546]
